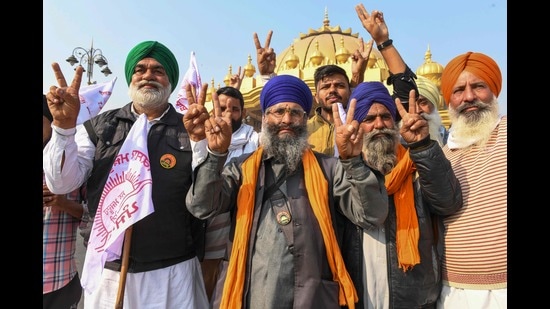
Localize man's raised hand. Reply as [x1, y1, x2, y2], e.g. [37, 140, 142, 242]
[46, 62, 83, 129]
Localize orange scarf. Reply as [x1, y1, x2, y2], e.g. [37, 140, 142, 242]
[220, 147, 358, 308]
[384, 143, 420, 271]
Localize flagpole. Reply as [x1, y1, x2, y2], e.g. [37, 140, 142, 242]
[115, 226, 133, 309]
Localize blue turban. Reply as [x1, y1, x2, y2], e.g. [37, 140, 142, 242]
[124, 41, 179, 92]
[349, 81, 396, 122]
[260, 75, 312, 114]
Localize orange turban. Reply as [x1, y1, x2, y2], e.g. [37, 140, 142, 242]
[440, 52, 502, 105]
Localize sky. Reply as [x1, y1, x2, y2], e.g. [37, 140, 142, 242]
[43, 0, 507, 115]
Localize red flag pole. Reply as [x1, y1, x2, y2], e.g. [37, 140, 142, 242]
[115, 226, 133, 309]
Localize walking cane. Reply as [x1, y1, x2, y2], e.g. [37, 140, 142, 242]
[115, 226, 133, 309]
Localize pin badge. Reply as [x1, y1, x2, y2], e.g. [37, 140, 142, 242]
[160, 154, 176, 169]
[276, 211, 292, 225]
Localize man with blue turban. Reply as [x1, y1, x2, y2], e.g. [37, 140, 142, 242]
[44, 41, 209, 308]
[183, 73, 388, 308]
[342, 77, 463, 308]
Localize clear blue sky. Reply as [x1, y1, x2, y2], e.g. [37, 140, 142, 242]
[43, 0, 507, 115]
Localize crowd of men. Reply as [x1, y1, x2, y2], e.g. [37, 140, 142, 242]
[43, 3, 507, 309]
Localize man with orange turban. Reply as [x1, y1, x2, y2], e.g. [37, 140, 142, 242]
[437, 52, 507, 308]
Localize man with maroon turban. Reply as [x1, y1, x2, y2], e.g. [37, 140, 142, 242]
[437, 52, 507, 308]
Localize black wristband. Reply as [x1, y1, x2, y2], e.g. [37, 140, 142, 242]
[377, 39, 393, 51]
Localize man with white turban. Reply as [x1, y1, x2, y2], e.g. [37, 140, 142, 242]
[437, 51, 507, 308]
[415, 75, 448, 146]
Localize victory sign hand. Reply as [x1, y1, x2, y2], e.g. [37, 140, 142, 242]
[46, 62, 83, 129]
[182, 83, 210, 141]
[254, 30, 276, 76]
[396, 89, 429, 143]
[333, 99, 364, 159]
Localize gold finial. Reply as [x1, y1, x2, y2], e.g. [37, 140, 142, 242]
[206, 78, 215, 101]
[310, 41, 324, 66]
[285, 44, 300, 69]
[335, 37, 350, 64]
[323, 7, 329, 29]
[244, 54, 256, 77]
[223, 65, 233, 86]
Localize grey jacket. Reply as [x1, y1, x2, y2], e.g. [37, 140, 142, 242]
[186, 150, 388, 308]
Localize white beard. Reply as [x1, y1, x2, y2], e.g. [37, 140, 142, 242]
[422, 110, 444, 146]
[447, 96, 500, 149]
[128, 80, 172, 110]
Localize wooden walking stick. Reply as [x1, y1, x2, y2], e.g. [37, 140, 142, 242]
[115, 226, 133, 309]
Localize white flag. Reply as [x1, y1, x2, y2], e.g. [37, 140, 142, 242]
[174, 51, 202, 114]
[77, 77, 117, 124]
[80, 114, 155, 295]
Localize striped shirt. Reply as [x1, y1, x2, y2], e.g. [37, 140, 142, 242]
[43, 175, 86, 294]
[441, 115, 507, 289]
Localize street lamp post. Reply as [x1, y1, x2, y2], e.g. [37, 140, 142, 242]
[66, 40, 112, 85]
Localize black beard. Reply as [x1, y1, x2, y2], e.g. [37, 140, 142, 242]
[231, 118, 242, 133]
[260, 121, 309, 174]
[363, 127, 400, 175]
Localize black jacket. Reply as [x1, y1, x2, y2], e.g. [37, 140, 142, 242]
[340, 138, 463, 309]
[83, 103, 205, 272]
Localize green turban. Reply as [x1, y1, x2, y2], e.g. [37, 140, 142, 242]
[124, 41, 179, 92]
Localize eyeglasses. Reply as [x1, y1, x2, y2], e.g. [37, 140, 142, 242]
[362, 113, 393, 123]
[266, 107, 307, 119]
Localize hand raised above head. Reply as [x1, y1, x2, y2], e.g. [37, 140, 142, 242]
[229, 66, 245, 90]
[46, 62, 83, 129]
[333, 99, 364, 159]
[395, 89, 429, 143]
[355, 4, 389, 44]
[254, 30, 276, 76]
[350, 37, 373, 87]
[183, 82, 210, 141]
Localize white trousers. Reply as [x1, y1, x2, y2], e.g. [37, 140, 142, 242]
[83, 257, 208, 309]
[437, 285, 507, 309]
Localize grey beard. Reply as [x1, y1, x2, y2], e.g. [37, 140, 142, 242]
[362, 127, 400, 175]
[128, 81, 171, 109]
[260, 121, 309, 174]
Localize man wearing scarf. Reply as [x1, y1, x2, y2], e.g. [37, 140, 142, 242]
[184, 74, 388, 308]
[44, 41, 209, 308]
[437, 52, 507, 308]
[343, 80, 463, 309]
[200, 86, 260, 301]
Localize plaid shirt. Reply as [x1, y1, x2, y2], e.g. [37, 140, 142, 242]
[43, 175, 88, 294]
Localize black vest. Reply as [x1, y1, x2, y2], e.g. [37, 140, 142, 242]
[83, 103, 205, 271]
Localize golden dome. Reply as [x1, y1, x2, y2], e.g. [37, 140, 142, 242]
[415, 45, 444, 88]
[210, 8, 450, 130]
[274, 8, 388, 73]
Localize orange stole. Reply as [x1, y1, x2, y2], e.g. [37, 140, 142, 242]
[220, 147, 358, 308]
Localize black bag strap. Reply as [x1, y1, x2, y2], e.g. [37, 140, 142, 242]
[83, 120, 98, 146]
[262, 166, 287, 203]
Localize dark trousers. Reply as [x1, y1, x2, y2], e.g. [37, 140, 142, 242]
[43, 274, 82, 309]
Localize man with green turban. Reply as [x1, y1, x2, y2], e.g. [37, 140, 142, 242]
[124, 40, 179, 92]
[43, 40, 209, 308]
